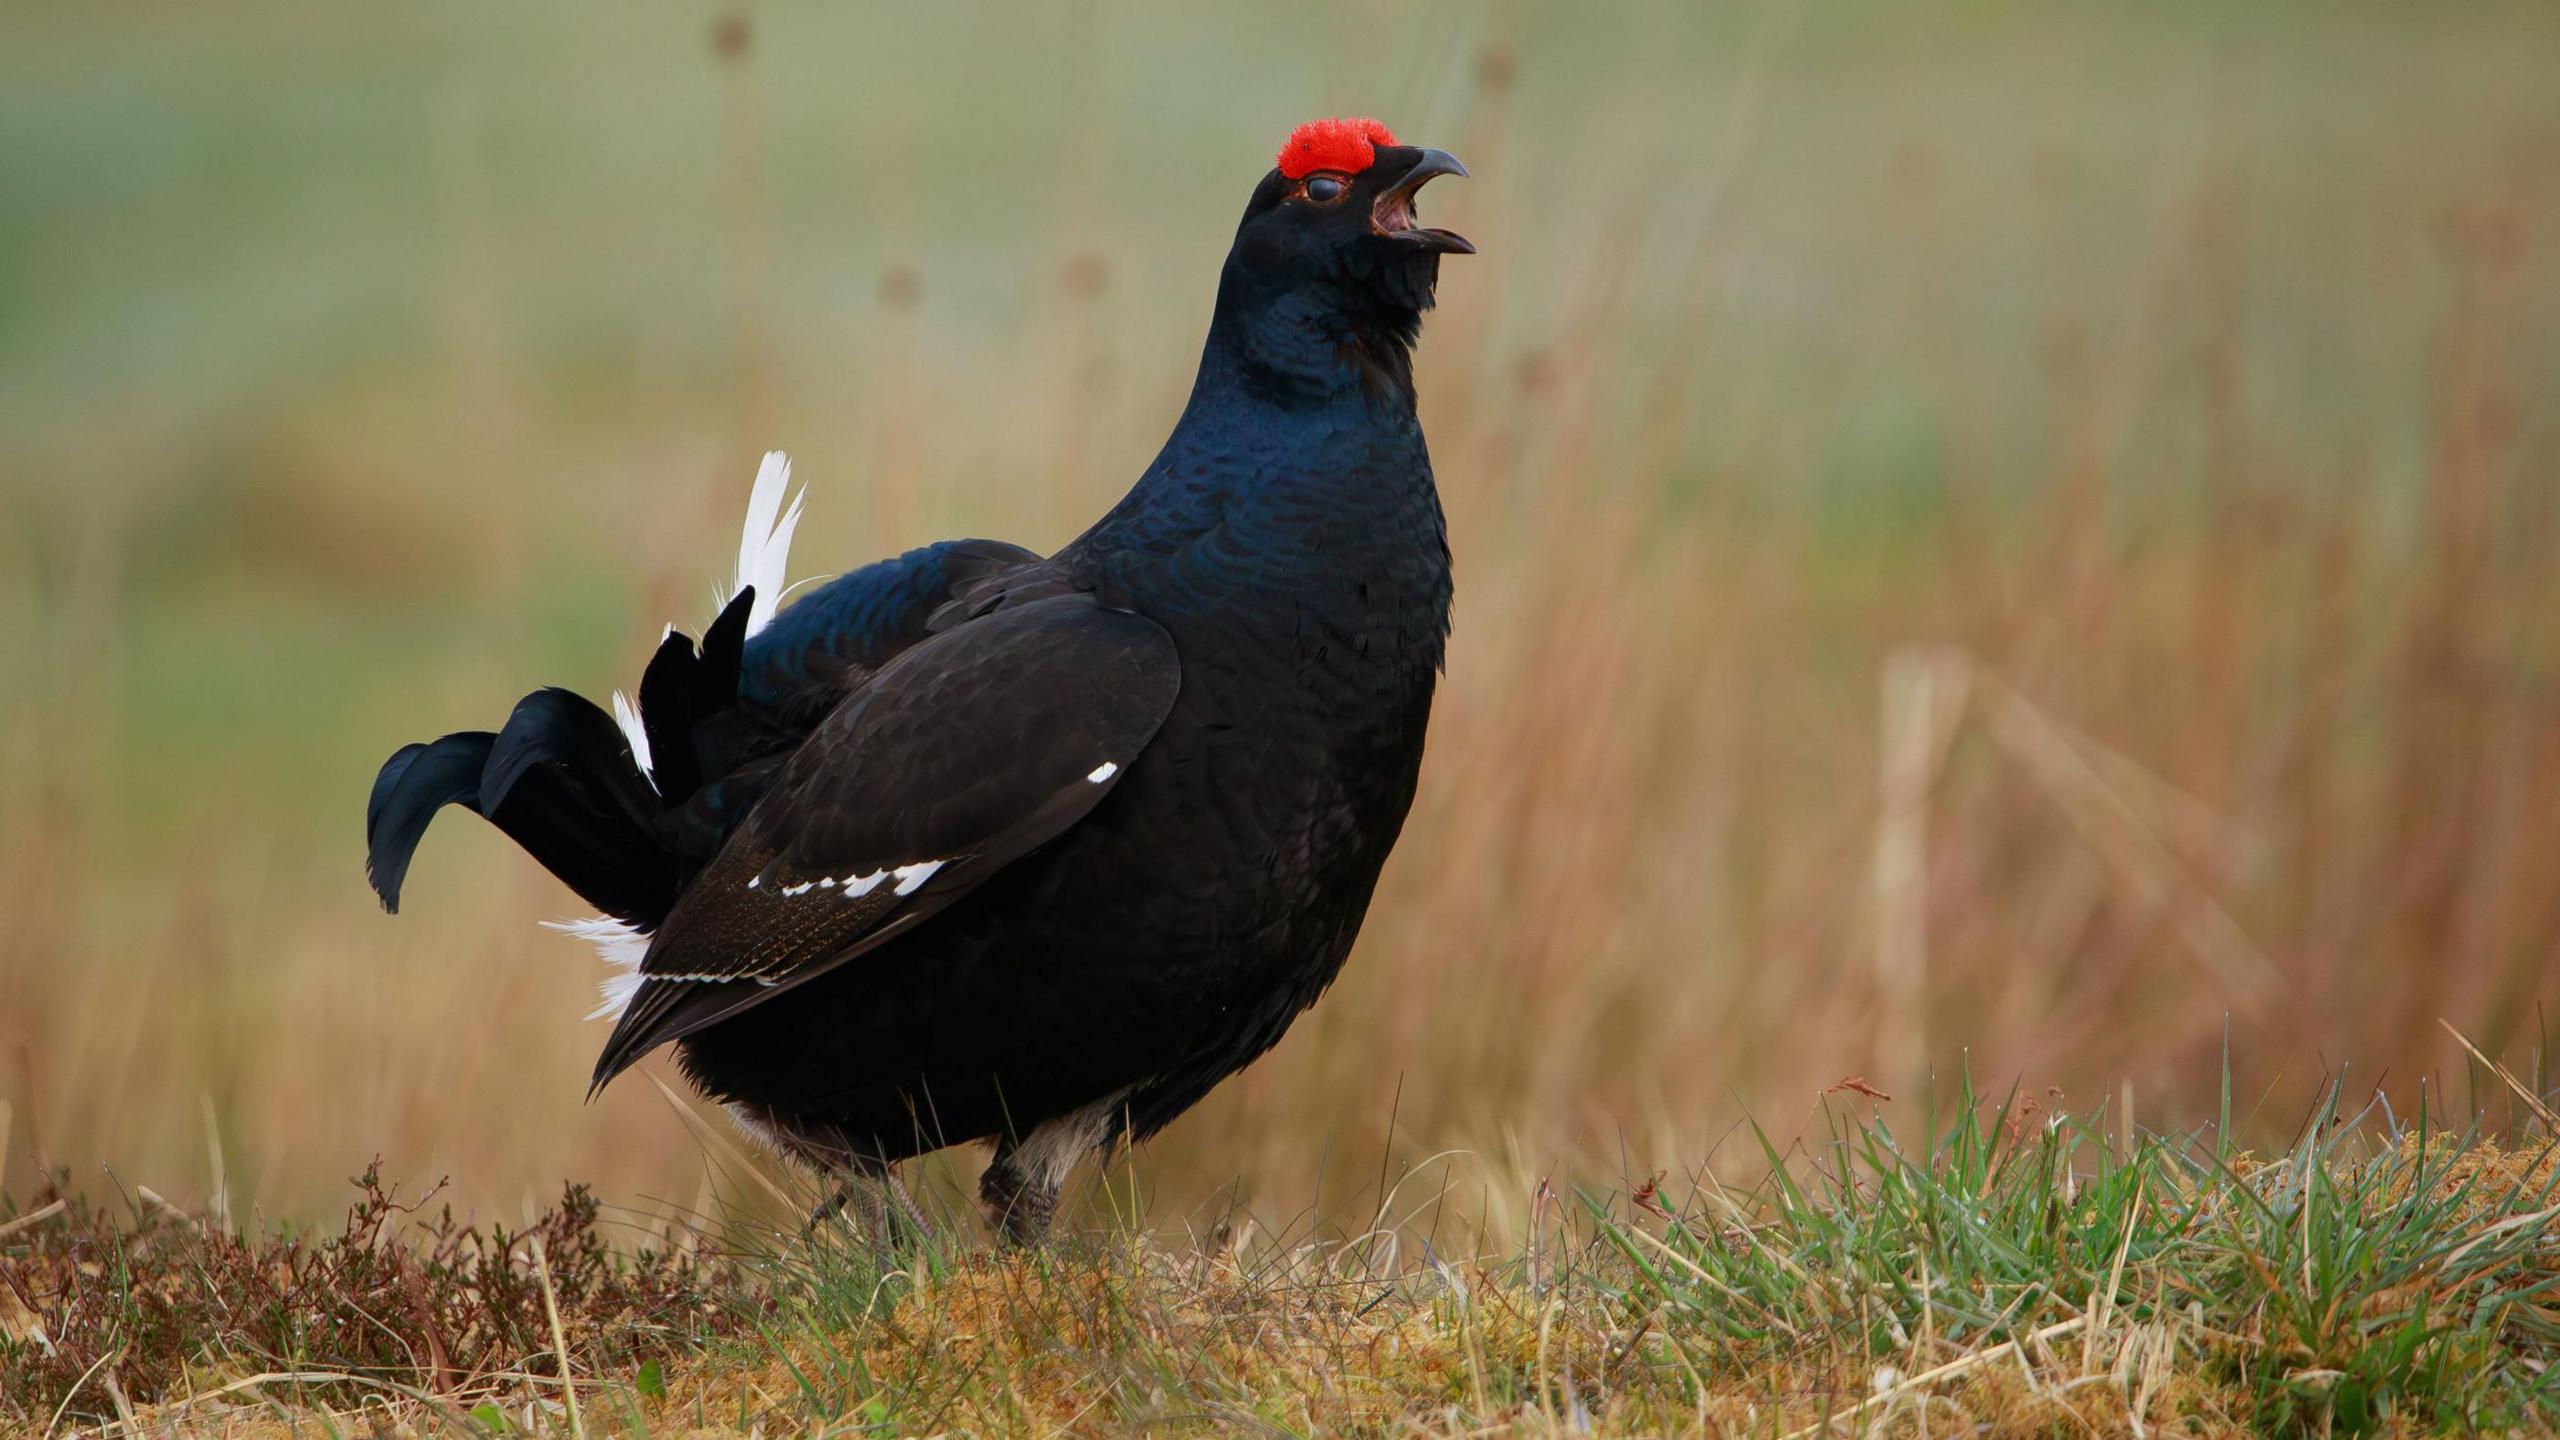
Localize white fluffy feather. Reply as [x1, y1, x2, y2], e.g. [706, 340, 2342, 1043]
[545, 915, 650, 1021]
[724, 450, 805, 639]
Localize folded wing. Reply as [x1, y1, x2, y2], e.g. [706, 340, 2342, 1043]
[588, 592, 1181, 1091]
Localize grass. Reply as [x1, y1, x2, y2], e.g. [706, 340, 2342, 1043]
[11, 1078, 2560, 1435]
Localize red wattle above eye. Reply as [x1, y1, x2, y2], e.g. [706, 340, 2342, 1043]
[1277, 117, 1397, 180]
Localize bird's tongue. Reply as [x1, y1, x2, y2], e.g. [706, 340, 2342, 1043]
[1372, 190, 1469, 250]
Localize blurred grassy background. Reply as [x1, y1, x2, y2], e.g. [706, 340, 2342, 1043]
[3, 0, 2557, 1239]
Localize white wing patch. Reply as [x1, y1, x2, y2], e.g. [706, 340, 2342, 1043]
[547, 915, 650, 1022]
[758, 867, 908, 899]
[1086, 761, 1118, 783]
[724, 450, 806, 640]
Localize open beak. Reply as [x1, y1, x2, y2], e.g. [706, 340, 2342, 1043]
[1371, 148, 1474, 255]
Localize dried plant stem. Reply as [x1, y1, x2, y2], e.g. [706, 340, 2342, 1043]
[2441, 1019, 2560, 1131]
[530, 1236, 587, 1440]
[0, 1196, 61, 1242]
[1875, 647, 1968, 1100]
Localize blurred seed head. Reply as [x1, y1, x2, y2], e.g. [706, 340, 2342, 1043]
[1058, 251, 1111, 301]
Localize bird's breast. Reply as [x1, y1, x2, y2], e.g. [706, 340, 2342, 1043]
[1050, 444, 1450, 963]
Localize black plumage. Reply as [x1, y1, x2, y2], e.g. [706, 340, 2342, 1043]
[368, 123, 1468, 1241]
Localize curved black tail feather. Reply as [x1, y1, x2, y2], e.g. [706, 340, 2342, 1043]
[636, 584, 758, 803]
[365, 689, 676, 925]
[478, 687, 680, 924]
[365, 732, 496, 913]
[364, 590, 766, 927]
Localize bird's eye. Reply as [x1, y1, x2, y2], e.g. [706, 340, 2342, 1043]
[1303, 174, 1348, 204]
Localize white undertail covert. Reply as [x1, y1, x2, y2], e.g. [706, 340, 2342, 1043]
[576, 452, 806, 1023]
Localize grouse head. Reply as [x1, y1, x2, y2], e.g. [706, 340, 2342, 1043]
[1224, 118, 1470, 347]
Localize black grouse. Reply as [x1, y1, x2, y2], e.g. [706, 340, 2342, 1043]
[367, 117, 1468, 1242]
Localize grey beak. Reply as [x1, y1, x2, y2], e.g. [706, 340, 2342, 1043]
[1392, 148, 1470, 188]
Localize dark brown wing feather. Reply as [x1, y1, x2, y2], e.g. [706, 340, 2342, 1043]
[588, 593, 1180, 1091]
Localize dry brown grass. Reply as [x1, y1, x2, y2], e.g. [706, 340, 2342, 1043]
[0, 1166, 752, 1433]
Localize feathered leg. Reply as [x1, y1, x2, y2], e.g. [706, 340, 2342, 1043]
[978, 1095, 1125, 1244]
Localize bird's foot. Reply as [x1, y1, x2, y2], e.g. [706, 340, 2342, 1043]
[978, 1162, 1059, 1246]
